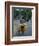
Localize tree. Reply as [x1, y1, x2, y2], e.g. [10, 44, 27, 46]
[14, 8, 32, 22]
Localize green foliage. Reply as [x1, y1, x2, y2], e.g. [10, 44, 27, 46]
[14, 8, 32, 21]
[14, 10, 19, 18]
[26, 10, 32, 20]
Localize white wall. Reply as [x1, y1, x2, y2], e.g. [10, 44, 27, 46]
[0, 0, 39, 46]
